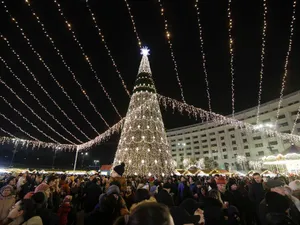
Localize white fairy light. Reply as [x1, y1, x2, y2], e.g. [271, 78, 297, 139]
[275, 0, 297, 126]
[52, 0, 122, 118]
[85, 0, 131, 97]
[157, 0, 186, 103]
[228, 0, 235, 118]
[256, 0, 268, 124]
[194, 0, 212, 112]
[24, 1, 111, 128]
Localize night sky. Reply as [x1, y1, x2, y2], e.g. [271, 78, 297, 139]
[0, 0, 299, 168]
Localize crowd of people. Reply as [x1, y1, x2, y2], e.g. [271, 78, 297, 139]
[0, 163, 300, 225]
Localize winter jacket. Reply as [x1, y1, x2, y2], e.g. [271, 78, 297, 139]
[0, 194, 15, 222]
[249, 182, 265, 206]
[106, 177, 127, 193]
[21, 216, 43, 225]
[83, 182, 102, 213]
[57, 202, 71, 225]
[259, 197, 300, 225]
[156, 189, 175, 208]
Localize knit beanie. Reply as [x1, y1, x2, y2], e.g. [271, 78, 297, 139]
[113, 162, 125, 176]
[34, 183, 50, 193]
[106, 185, 120, 196]
[32, 192, 47, 205]
[0, 185, 13, 193]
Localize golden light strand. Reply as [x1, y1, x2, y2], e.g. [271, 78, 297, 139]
[86, 0, 131, 97]
[123, 0, 142, 48]
[0, 5, 100, 137]
[0, 54, 84, 143]
[0, 112, 40, 142]
[157, 0, 186, 103]
[24, 0, 110, 128]
[256, 0, 268, 124]
[275, 0, 297, 126]
[157, 94, 300, 143]
[0, 128, 76, 151]
[0, 35, 93, 140]
[194, 0, 212, 112]
[0, 127, 16, 139]
[0, 63, 77, 144]
[1, 96, 62, 144]
[227, 0, 235, 118]
[52, 0, 122, 119]
[291, 104, 300, 134]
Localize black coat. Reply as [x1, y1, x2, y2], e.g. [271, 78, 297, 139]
[249, 182, 265, 206]
[259, 198, 300, 225]
[156, 189, 175, 208]
[83, 182, 102, 213]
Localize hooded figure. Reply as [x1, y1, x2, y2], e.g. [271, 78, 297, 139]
[106, 163, 127, 193]
[85, 185, 128, 225]
[57, 195, 73, 225]
[0, 185, 15, 222]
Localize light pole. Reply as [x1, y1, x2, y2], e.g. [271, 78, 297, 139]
[81, 152, 88, 168]
[10, 146, 17, 167]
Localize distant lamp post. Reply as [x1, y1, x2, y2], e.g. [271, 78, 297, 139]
[81, 152, 89, 168]
[94, 160, 100, 168]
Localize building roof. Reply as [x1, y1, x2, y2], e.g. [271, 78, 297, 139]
[100, 165, 112, 171]
[282, 144, 300, 155]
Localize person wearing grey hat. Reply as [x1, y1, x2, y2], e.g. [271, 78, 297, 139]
[259, 179, 300, 225]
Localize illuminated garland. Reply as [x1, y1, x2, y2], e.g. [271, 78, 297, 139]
[157, 0, 186, 103]
[0, 6, 97, 138]
[158, 95, 300, 143]
[77, 119, 124, 151]
[194, 0, 212, 112]
[1, 96, 61, 144]
[0, 55, 83, 143]
[24, 0, 110, 128]
[52, 0, 122, 119]
[86, 0, 131, 97]
[227, 0, 236, 118]
[256, 0, 268, 124]
[291, 105, 300, 135]
[275, 0, 297, 126]
[0, 62, 79, 144]
[123, 0, 142, 48]
[0, 112, 40, 141]
[0, 134, 76, 151]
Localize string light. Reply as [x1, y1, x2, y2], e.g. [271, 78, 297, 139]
[275, 0, 297, 126]
[123, 0, 142, 48]
[0, 130, 76, 151]
[0, 127, 16, 139]
[157, 0, 186, 103]
[194, 0, 212, 112]
[1, 96, 62, 144]
[0, 5, 99, 137]
[85, 1, 130, 97]
[227, 0, 235, 117]
[0, 35, 92, 140]
[0, 53, 82, 143]
[0, 59, 81, 143]
[291, 105, 300, 134]
[158, 94, 300, 143]
[113, 51, 173, 176]
[52, 0, 122, 119]
[0, 112, 39, 142]
[256, 0, 268, 124]
[24, 0, 110, 128]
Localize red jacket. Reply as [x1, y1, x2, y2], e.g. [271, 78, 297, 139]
[57, 202, 71, 225]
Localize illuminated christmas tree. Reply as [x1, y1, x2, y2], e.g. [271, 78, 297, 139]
[113, 48, 174, 176]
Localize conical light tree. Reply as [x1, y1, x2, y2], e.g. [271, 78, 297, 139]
[113, 48, 174, 176]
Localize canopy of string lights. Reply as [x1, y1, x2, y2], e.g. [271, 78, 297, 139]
[0, 0, 300, 154]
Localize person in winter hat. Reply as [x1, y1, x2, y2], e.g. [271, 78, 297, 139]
[0, 185, 15, 222]
[57, 195, 73, 225]
[34, 183, 50, 198]
[106, 163, 127, 193]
